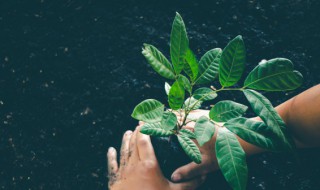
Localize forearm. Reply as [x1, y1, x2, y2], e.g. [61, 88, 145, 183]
[279, 84, 320, 147]
[237, 84, 320, 156]
[172, 86, 320, 181]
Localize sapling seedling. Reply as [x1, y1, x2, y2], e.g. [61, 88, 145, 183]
[131, 12, 303, 190]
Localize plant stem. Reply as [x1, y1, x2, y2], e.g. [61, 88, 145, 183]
[181, 87, 245, 126]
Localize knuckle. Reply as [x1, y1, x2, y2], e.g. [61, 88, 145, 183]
[124, 130, 132, 137]
[129, 142, 135, 149]
[120, 149, 129, 159]
[138, 138, 148, 147]
[109, 160, 117, 169]
[141, 160, 157, 170]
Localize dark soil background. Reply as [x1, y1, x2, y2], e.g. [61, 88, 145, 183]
[0, 0, 320, 189]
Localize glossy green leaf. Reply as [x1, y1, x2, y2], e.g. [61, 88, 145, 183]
[243, 89, 295, 151]
[193, 87, 217, 101]
[168, 81, 185, 110]
[161, 111, 177, 130]
[178, 134, 202, 164]
[177, 75, 191, 94]
[244, 58, 303, 91]
[224, 117, 276, 150]
[216, 129, 248, 190]
[179, 129, 196, 139]
[165, 82, 171, 95]
[219, 35, 246, 87]
[184, 48, 199, 81]
[140, 123, 174, 137]
[195, 48, 222, 84]
[142, 44, 175, 80]
[194, 116, 215, 146]
[131, 99, 164, 123]
[183, 97, 202, 110]
[170, 12, 189, 75]
[209, 100, 248, 122]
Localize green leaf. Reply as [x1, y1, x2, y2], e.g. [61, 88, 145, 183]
[165, 82, 171, 95]
[216, 129, 248, 190]
[184, 48, 199, 81]
[177, 75, 192, 94]
[131, 99, 164, 123]
[179, 129, 196, 139]
[193, 87, 217, 101]
[183, 97, 202, 110]
[142, 44, 175, 80]
[195, 48, 222, 84]
[170, 12, 189, 75]
[161, 111, 177, 130]
[194, 116, 215, 146]
[243, 89, 295, 151]
[140, 123, 174, 137]
[224, 117, 277, 150]
[244, 58, 303, 91]
[178, 134, 202, 164]
[169, 81, 185, 110]
[219, 35, 246, 87]
[209, 100, 248, 122]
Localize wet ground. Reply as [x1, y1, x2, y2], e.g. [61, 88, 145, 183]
[0, 0, 320, 189]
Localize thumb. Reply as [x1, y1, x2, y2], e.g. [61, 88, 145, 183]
[171, 162, 206, 182]
[171, 175, 206, 190]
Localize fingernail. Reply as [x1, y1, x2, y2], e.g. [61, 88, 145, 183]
[171, 173, 181, 182]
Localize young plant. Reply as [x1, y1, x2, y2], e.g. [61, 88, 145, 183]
[131, 12, 303, 190]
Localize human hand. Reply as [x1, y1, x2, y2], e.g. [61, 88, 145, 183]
[171, 109, 220, 182]
[107, 126, 206, 190]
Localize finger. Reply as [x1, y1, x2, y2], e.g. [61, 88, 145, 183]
[107, 147, 118, 174]
[120, 130, 132, 168]
[171, 175, 206, 190]
[128, 127, 140, 164]
[136, 128, 156, 161]
[171, 162, 208, 182]
[107, 147, 118, 187]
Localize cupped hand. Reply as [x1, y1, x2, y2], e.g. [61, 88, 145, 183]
[107, 126, 206, 190]
[171, 109, 220, 182]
